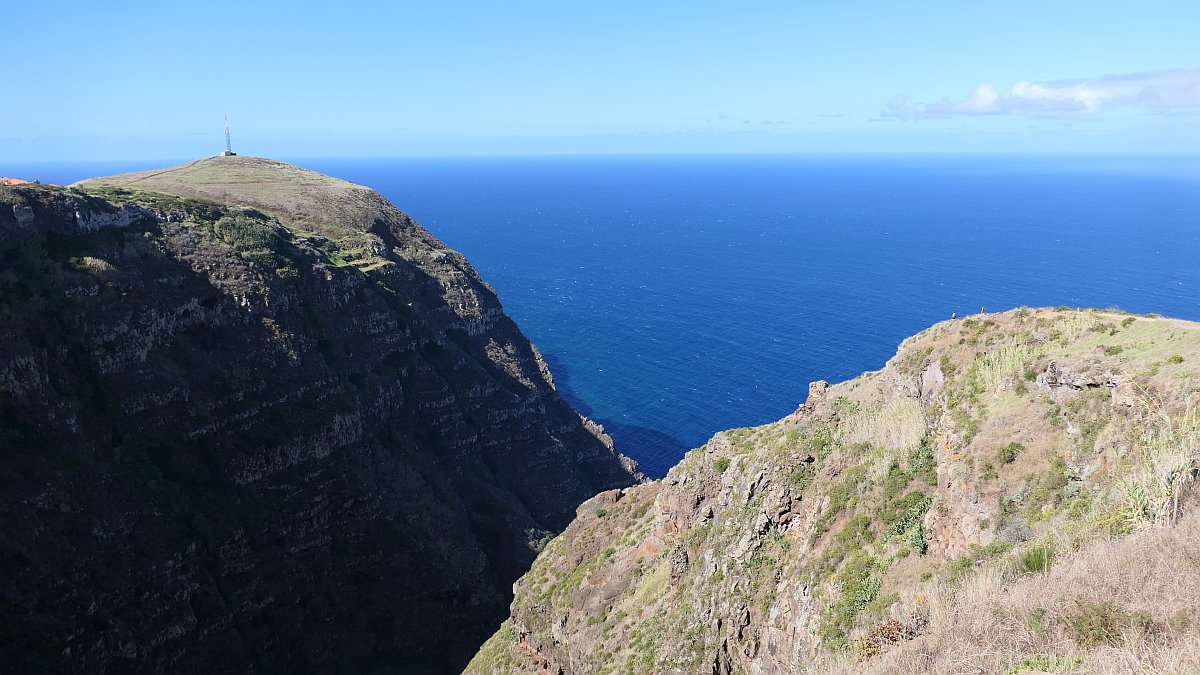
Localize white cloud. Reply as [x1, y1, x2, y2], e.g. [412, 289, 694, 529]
[889, 67, 1200, 119]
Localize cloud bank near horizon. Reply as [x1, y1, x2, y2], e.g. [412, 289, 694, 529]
[889, 67, 1200, 119]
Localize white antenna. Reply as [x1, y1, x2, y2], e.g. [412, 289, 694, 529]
[222, 114, 237, 156]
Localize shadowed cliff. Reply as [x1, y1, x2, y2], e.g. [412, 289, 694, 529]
[0, 157, 639, 673]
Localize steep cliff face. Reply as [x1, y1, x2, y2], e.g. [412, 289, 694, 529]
[0, 157, 639, 673]
[469, 308, 1200, 674]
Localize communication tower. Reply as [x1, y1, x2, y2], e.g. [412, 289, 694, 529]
[222, 114, 237, 156]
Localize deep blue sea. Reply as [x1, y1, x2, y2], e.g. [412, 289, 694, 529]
[6, 155, 1199, 477]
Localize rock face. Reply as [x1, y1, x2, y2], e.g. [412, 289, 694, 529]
[0, 157, 639, 674]
[468, 308, 1200, 674]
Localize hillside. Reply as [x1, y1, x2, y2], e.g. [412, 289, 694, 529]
[468, 307, 1200, 674]
[0, 157, 640, 673]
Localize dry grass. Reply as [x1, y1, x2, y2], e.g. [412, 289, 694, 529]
[1051, 311, 1103, 345]
[973, 341, 1038, 399]
[76, 156, 398, 248]
[805, 509, 1200, 674]
[838, 399, 929, 482]
[840, 398, 928, 454]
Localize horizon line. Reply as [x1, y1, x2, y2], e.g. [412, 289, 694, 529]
[4, 149, 1200, 166]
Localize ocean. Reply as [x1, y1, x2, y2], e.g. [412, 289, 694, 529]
[7, 155, 1199, 477]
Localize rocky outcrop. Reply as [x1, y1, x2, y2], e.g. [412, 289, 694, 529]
[468, 308, 1200, 674]
[0, 158, 639, 674]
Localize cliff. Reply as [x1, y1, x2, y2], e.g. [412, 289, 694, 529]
[468, 307, 1200, 674]
[0, 156, 639, 673]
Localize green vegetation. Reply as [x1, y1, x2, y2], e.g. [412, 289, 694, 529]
[942, 540, 1012, 582]
[886, 492, 933, 553]
[1005, 655, 1083, 674]
[82, 184, 224, 222]
[1061, 387, 1112, 453]
[78, 185, 307, 277]
[899, 346, 932, 375]
[1063, 600, 1139, 647]
[997, 441, 1024, 465]
[811, 466, 865, 540]
[472, 308, 1200, 674]
[818, 552, 884, 651]
[1017, 541, 1055, 574]
[940, 354, 957, 377]
[789, 463, 816, 489]
[907, 444, 936, 483]
[212, 213, 299, 276]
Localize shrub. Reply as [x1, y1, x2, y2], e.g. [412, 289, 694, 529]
[1102, 345, 1123, 356]
[714, 457, 731, 473]
[1120, 392, 1197, 528]
[829, 553, 883, 639]
[804, 426, 835, 459]
[899, 346, 932, 375]
[997, 442, 1024, 465]
[1017, 542, 1055, 574]
[1023, 456, 1072, 515]
[790, 464, 815, 488]
[907, 445, 936, 484]
[1167, 354, 1185, 364]
[956, 412, 980, 443]
[214, 214, 282, 252]
[980, 461, 997, 481]
[881, 463, 910, 501]
[888, 493, 933, 553]
[1063, 600, 1128, 647]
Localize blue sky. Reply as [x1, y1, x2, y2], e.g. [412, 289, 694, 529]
[3, 0, 1199, 160]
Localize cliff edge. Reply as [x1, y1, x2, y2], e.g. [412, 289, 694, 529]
[469, 307, 1199, 674]
[0, 157, 639, 673]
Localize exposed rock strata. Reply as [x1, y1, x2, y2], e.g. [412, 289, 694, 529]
[0, 158, 639, 673]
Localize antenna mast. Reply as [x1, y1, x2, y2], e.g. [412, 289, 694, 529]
[222, 114, 237, 156]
